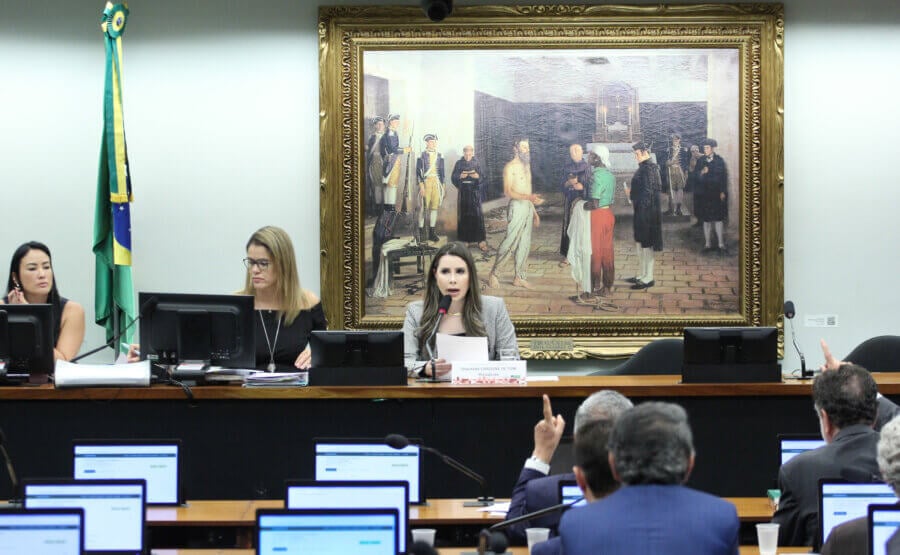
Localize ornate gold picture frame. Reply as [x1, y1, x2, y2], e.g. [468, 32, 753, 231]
[319, 4, 784, 359]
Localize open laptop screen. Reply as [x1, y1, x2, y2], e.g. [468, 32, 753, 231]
[819, 481, 897, 547]
[23, 479, 146, 554]
[778, 434, 825, 466]
[557, 480, 587, 507]
[868, 504, 900, 555]
[0, 508, 83, 555]
[256, 508, 398, 555]
[313, 438, 424, 504]
[73, 439, 182, 505]
[285, 480, 408, 554]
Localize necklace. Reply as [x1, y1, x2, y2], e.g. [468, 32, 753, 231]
[259, 310, 281, 372]
[447, 312, 462, 317]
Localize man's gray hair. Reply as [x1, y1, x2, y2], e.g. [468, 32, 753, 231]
[608, 402, 694, 485]
[574, 390, 634, 436]
[878, 416, 900, 494]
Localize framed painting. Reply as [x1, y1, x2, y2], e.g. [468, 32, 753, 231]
[318, 4, 784, 359]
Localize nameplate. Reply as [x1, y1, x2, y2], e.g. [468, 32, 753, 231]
[451, 361, 527, 385]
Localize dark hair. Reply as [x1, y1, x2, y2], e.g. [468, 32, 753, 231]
[416, 242, 486, 354]
[812, 363, 878, 428]
[6, 241, 64, 340]
[608, 402, 694, 485]
[573, 418, 620, 498]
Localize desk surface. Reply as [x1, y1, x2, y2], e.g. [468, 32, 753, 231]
[7, 373, 900, 400]
[147, 497, 774, 526]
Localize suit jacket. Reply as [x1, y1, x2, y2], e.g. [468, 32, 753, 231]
[504, 468, 575, 544]
[821, 514, 868, 555]
[403, 295, 518, 372]
[773, 424, 881, 548]
[532, 537, 562, 555]
[877, 395, 900, 431]
[557, 484, 739, 555]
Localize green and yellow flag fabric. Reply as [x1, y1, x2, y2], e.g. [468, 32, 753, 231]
[93, 2, 136, 346]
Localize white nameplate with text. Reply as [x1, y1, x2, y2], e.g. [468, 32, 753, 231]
[451, 361, 527, 385]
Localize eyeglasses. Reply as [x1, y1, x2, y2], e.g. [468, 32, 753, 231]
[243, 257, 271, 270]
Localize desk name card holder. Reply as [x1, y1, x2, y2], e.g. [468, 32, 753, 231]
[451, 361, 527, 385]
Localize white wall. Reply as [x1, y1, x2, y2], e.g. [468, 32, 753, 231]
[1, 0, 899, 371]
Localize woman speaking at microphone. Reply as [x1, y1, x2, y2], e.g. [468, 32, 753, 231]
[403, 241, 518, 378]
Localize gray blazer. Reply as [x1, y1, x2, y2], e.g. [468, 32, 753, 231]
[403, 295, 518, 374]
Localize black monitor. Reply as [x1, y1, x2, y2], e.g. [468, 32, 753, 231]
[308, 330, 406, 385]
[682, 326, 781, 383]
[0, 303, 54, 383]
[138, 292, 255, 369]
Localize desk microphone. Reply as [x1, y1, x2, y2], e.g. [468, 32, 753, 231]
[384, 433, 494, 506]
[784, 300, 811, 378]
[424, 295, 452, 381]
[0, 427, 19, 504]
[71, 295, 158, 363]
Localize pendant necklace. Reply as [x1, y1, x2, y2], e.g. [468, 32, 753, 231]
[259, 310, 281, 372]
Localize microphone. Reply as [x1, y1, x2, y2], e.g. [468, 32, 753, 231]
[0, 427, 20, 505]
[424, 294, 452, 381]
[476, 529, 509, 554]
[490, 499, 582, 532]
[70, 295, 158, 363]
[784, 300, 811, 378]
[385, 433, 494, 507]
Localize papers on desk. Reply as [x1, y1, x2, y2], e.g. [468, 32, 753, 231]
[54, 360, 151, 388]
[477, 501, 510, 518]
[243, 371, 308, 387]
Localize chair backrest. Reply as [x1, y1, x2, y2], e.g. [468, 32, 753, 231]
[844, 335, 900, 372]
[596, 338, 684, 375]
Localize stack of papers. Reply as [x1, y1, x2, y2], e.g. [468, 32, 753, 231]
[243, 371, 308, 387]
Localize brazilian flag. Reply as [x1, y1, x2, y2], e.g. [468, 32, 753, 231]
[93, 2, 136, 348]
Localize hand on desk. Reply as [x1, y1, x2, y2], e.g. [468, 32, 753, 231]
[294, 347, 312, 370]
[533, 394, 565, 464]
[424, 358, 452, 378]
[126, 344, 140, 363]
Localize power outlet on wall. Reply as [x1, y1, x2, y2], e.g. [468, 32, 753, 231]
[804, 314, 839, 327]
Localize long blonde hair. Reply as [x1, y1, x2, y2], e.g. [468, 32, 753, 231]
[239, 226, 311, 324]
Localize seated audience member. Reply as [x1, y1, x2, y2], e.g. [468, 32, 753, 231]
[555, 402, 739, 555]
[773, 363, 882, 548]
[822, 415, 900, 555]
[3, 241, 85, 361]
[504, 391, 633, 545]
[403, 241, 517, 378]
[820, 339, 900, 429]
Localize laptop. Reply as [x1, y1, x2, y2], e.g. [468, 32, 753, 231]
[72, 439, 183, 505]
[23, 478, 146, 554]
[557, 479, 587, 508]
[313, 438, 425, 504]
[285, 480, 409, 554]
[0, 508, 84, 555]
[777, 434, 825, 466]
[256, 508, 399, 555]
[819, 480, 897, 548]
[868, 504, 900, 555]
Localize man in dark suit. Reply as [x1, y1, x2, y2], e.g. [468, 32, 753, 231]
[820, 339, 900, 429]
[554, 402, 739, 555]
[821, 414, 900, 554]
[503, 391, 632, 546]
[773, 363, 882, 548]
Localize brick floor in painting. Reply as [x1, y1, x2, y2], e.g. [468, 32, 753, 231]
[364, 194, 739, 317]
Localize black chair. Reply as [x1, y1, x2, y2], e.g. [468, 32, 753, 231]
[590, 338, 684, 376]
[843, 335, 900, 372]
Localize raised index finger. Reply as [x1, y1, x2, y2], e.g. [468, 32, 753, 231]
[542, 394, 554, 423]
[820, 339, 835, 363]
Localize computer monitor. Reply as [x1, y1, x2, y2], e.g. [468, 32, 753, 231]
[0, 508, 84, 555]
[285, 480, 409, 553]
[868, 504, 900, 555]
[308, 331, 405, 385]
[138, 292, 255, 369]
[72, 439, 183, 505]
[0, 303, 54, 382]
[256, 508, 398, 555]
[682, 326, 780, 383]
[818, 480, 898, 548]
[313, 438, 424, 504]
[23, 478, 146, 554]
[777, 434, 825, 466]
[557, 480, 587, 507]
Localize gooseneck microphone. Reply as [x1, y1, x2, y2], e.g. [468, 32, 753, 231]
[385, 433, 494, 507]
[784, 300, 811, 379]
[424, 295, 452, 381]
[70, 295, 158, 363]
[0, 427, 20, 504]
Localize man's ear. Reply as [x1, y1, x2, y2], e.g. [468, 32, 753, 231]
[573, 465, 593, 502]
[607, 452, 621, 483]
[682, 452, 696, 484]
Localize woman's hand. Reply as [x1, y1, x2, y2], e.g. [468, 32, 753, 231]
[295, 346, 312, 370]
[425, 358, 451, 378]
[6, 288, 26, 304]
[126, 344, 141, 363]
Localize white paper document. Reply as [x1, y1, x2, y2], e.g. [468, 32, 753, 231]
[436, 333, 488, 362]
[54, 360, 151, 388]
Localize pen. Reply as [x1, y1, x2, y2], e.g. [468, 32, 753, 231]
[121, 342, 139, 356]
